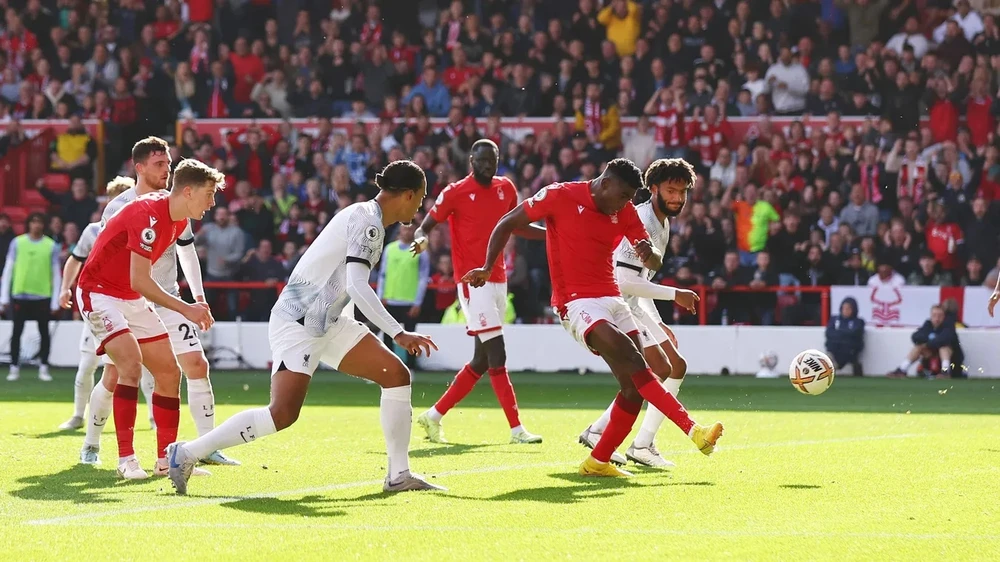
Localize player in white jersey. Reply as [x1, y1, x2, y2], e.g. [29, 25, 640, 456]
[56, 178, 134, 430]
[78, 137, 237, 471]
[166, 160, 442, 495]
[577, 158, 701, 467]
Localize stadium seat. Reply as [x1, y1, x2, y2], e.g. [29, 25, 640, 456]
[5, 206, 29, 232]
[18, 189, 47, 208]
[44, 173, 71, 192]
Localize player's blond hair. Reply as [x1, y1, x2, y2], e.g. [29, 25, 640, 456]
[170, 158, 226, 192]
[105, 176, 135, 198]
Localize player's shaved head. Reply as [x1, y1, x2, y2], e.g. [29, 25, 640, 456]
[470, 139, 499, 184]
[593, 158, 644, 215]
[105, 176, 135, 198]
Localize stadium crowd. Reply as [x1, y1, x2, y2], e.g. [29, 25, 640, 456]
[3, 0, 1000, 327]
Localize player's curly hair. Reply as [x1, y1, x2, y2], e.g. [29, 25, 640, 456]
[131, 136, 170, 164]
[171, 158, 226, 191]
[376, 160, 426, 193]
[603, 158, 645, 192]
[644, 158, 696, 190]
[105, 176, 135, 198]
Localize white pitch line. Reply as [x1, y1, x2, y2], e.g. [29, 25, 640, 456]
[34, 520, 1000, 541]
[25, 433, 926, 526]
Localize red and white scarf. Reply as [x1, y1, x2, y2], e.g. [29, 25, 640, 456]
[861, 163, 882, 204]
[583, 99, 602, 138]
[898, 159, 926, 203]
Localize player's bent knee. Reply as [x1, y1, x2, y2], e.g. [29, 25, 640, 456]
[620, 386, 643, 404]
[381, 362, 411, 388]
[269, 403, 301, 431]
[671, 355, 688, 379]
[180, 353, 209, 379]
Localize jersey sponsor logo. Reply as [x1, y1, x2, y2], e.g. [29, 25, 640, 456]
[364, 226, 380, 241]
[141, 227, 157, 244]
[140, 243, 152, 252]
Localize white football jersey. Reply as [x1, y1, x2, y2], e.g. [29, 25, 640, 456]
[71, 222, 102, 261]
[613, 200, 670, 317]
[271, 201, 386, 337]
[102, 187, 194, 296]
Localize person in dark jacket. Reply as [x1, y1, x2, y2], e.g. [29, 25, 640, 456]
[825, 297, 865, 376]
[887, 304, 965, 379]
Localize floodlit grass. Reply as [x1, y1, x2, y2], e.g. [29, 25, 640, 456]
[2, 370, 998, 560]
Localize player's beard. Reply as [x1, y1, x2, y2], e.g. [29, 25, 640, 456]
[472, 170, 493, 185]
[655, 193, 684, 218]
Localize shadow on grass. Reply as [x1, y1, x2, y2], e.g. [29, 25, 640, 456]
[5, 371, 1000, 415]
[447, 472, 708, 505]
[9, 463, 138, 505]
[779, 484, 822, 489]
[405, 442, 541, 459]
[218, 490, 414, 518]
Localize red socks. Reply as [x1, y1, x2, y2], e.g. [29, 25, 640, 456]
[113, 384, 139, 458]
[433, 364, 482, 415]
[631, 368, 695, 434]
[592, 393, 642, 463]
[488, 367, 521, 428]
[152, 393, 180, 459]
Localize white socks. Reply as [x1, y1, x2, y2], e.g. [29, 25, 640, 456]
[898, 359, 914, 372]
[73, 351, 99, 418]
[140, 367, 155, 420]
[185, 407, 276, 460]
[187, 377, 216, 437]
[84, 383, 113, 447]
[591, 404, 614, 433]
[426, 406, 443, 422]
[381, 385, 412, 482]
[633, 377, 684, 449]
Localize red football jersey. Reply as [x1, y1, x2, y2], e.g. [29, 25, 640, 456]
[925, 221, 964, 271]
[521, 181, 648, 310]
[79, 192, 188, 300]
[430, 174, 517, 284]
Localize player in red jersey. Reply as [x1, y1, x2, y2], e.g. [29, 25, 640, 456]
[411, 140, 545, 444]
[464, 158, 723, 477]
[76, 159, 222, 480]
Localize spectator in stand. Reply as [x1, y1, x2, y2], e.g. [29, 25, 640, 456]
[924, 202, 964, 275]
[36, 177, 97, 233]
[725, 182, 780, 267]
[598, 0, 642, 57]
[837, 248, 871, 285]
[839, 183, 879, 237]
[405, 66, 450, 118]
[239, 239, 286, 322]
[622, 114, 655, 170]
[333, 134, 373, 186]
[196, 207, 247, 320]
[908, 251, 954, 286]
[764, 46, 809, 115]
[426, 254, 457, 323]
[963, 197, 998, 267]
[709, 250, 751, 325]
[746, 250, 779, 325]
[48, 115, 96, 182]
[960, 255, 987, 286]
[889, 304, 964, 379]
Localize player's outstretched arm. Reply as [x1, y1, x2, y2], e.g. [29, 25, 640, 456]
[462, 205, 531, 287]
[130, 252, 213, 330]
[59, 255, 83, 309]
[176, 236, 206, 302]
[410, 214, 438, 255]
[990, 270, 1000, 317]
[617, 276, 699, 314]
[345, 261, 437, 356]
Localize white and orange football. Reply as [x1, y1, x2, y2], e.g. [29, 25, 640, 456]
[788, 349, 836, 396]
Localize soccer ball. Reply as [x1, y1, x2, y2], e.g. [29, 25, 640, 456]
[788, 349, 835, 396]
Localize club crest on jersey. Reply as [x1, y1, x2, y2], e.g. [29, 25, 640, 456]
[497, 187, 505, 200]
[581, 311, 593, 324]
[478, 313, 487, 327]
[102, 316, 113, 333]
[610, 214, 618, 224]
[365, 226, 379, 241]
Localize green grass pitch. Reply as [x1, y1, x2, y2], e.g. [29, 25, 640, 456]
[1, 370, 999, 560]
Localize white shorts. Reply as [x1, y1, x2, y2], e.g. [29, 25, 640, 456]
[78, 321, 97, 355]
[632, 299, 670, 348]
[559, 296, 640, 355]
[157, 306, 204, 355]
[77, 288, 168, 356]
[457, 281, 506, 341]
[269, 316, 371, 377]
